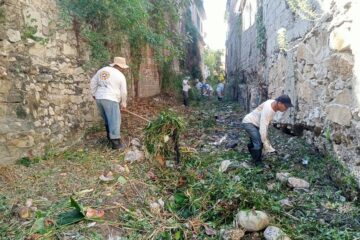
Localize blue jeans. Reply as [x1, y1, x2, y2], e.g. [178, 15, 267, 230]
[242, 123, 263, 150]
[96, 99, 121, 139]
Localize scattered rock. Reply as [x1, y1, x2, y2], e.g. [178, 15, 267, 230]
[318, 219, 326, 225]
[287, 177, 310, 189]
[235, 210, 270, 232]
[276, 172, 290, 183]
[204, 224, 217, 236]
[267, 182, 276, 191]
[166, 161, 175, 168]
[249, 232, 261, 240]
[233, 175, 241, 182]
[26, 199, 33, 208]
[87, 222, 97, 228]
[283, 154, 291, 161]
[329, 22, 351, 52]
[125, 149, 145, 162]
[130, 138, 142, 148]
[325, 104, 352, 126]
[150, 202, 161, 215]
[279, 199, 294, 210]
[264, 226, 291, 240]
[212, 135, 227, 145]
[158, 198, 165, 209]
[220, 229, 245, 240]
[112, 164, 128, 173]
[220, 160, 249, 173]
[239, 162, 251, 169]
[7, 29, 21, 43]
[219, 160, 232, 172]
[18, 206, 31, 219]
[99, 171, 114, 182]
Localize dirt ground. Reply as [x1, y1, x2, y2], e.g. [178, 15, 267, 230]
[1, 95, 359, 240]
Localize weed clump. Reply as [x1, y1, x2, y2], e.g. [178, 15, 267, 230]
[144, 110, 185, 165]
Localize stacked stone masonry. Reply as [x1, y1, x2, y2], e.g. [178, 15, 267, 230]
[226, 0, 360, 181]
[0, 0, 162, 164]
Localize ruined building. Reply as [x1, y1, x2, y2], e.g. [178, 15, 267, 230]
[0, 0, 205, 164]
[226, 0, 360, 181]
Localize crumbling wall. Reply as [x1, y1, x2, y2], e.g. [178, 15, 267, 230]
[0, 0, 162, 164]
[226, 0, 360, 181]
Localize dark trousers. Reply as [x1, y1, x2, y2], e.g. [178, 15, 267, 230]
[183, 91, 189, 107]
[242, 123, 263, 164]
[242, 123, 263, 150]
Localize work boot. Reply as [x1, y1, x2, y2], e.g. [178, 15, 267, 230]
[249, 149, 264, 167]
[247, 143, 254, 152]
[110, 139, 126, 150]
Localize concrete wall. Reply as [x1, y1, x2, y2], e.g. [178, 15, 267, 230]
[226, 0, 360, 181]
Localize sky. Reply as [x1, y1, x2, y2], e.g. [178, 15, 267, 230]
[203, 0, 228, 50]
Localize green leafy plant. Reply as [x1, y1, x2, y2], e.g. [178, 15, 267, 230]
[256, 6, 266, 60]
[144, 110, 185, 163]
[277, 27, 288, 52]
[182, 9, 203, 81]
[22, 24, 49, 45]
[0, 8, 5, 24]
[58, 0, 191, 96]
[285, 0, 321, 21]
[324, 127, 331, 143]
[204, 47, 225, 85]
[17, 157, 41, 167]
[56, 197, 85, 226]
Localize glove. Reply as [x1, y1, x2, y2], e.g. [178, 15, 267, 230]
[263, 143, 276, 154]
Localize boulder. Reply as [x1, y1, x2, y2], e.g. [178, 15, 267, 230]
[264, 226, 291, 240]
[235, 210, 270, 232]
[287, 177, 310, 189]
[125, 149, 145, 162]
[325, 104, 352, 126]
[276, 172, 290, 183]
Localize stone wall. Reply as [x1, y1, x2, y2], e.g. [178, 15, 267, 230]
[0, 0, 163, 164]
[226, 0, 360, 181]
[138, 46, 161, 98]
[0, 0, 96, 164]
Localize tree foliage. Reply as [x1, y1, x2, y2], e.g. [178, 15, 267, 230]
[204, 47, 224, 85]
[58, 0, 192, 86]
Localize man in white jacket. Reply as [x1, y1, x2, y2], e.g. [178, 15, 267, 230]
[242, 95, 294, 166]
[90, 57, 128, 150]
[182, 76, 191, 107]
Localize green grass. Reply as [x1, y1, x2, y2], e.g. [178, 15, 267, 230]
[1, 101, 360, 239]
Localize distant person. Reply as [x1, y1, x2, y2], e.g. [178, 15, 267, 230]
[202, 82, 211, 97]
[195, 79, 203, 90]
[90, 57, 128, 150]
[182, 76, 191, 107]
[195, 79, 203, 101]
[242, 95, 294, 167]
[216, 81, 225, 101]
[208, 85, 213, 95]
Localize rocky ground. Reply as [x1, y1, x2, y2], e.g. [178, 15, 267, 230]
[0, 96, 359, 240]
